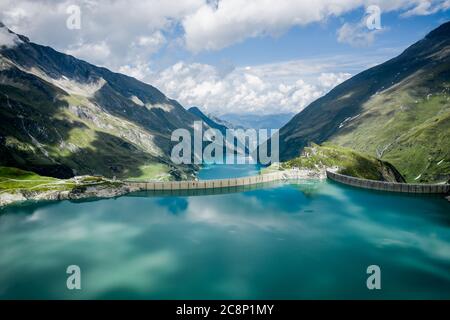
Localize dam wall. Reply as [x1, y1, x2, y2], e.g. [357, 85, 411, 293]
[326, 170, 450, 194]
[125, 169, 449, 195]
[125, 171, 289, 191]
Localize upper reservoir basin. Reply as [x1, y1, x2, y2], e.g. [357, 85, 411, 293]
[0, 168, 449, 299]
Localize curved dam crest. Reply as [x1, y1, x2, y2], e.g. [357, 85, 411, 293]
[326, 171, 449, 194]
[125, 170, 449, 194]
[125, 171, 303, 191]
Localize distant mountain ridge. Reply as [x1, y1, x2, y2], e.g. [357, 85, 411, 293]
[278, 21, 450, 183]
[0, 23, 202, 180]
[188, 106, 228, 134]
[219, 112, 294, 130]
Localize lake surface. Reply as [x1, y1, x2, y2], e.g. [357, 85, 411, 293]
[0, 165, 449, 299]
[198, 158, 261, 180]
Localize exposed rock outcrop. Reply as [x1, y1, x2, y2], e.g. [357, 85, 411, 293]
[0, 182, 140, 207]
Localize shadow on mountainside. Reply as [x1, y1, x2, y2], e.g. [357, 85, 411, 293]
[0, 68, 175, 179]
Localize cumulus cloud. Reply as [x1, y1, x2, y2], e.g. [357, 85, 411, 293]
[135, 31, 166, 50]
[182, 0, 347, 52]
[182, 0, 450, 52]
[1, 0, 448, 64]
[118, 63, 153, 81]
[148, 60, 352, 115]
[0, 0, 203, 70]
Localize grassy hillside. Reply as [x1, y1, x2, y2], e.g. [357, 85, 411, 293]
[281, 144, 405, 182]
[278, 21, 450, 183]
[0, 166, 125, 193]
[0, 166, 69, 192]
[329, 79, 450, 182]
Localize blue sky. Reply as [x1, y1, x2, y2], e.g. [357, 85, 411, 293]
[1, 0, 449, 115]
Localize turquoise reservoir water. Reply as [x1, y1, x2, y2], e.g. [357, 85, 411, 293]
[0, 167, 449, 299]
[198, 158, 261, 180]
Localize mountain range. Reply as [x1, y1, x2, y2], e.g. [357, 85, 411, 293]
[188, 107, 294, 131]
[1, 21, 449, 184]
[0, 23, 202, 181]
[279, 21, 450, 183]
[219, 112, 295, 130]
[188, 106, 228, 134]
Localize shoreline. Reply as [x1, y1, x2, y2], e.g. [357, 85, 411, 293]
[2, 168, 449, 208]
[0, 169, 326, 208]
[0, 181, 142, 208]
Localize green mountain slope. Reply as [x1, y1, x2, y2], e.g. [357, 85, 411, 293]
[279, 21, 450, 183]
[0, 23, 201, 181]
[280, 144, 405, 182]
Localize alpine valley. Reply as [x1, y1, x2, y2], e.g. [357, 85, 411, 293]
[1, 4, 450, 301]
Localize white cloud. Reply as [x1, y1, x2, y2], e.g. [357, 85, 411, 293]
[1, 0, 448, 64]
[401, 0, 450, 17]
[148, 59, 352, 115]
[0, 0, 448, 67]
[182, 0, 450, 52]
[66, 41, 111, 65]
[182, 0, 347, 52]
[318, 72, 353, 89]
[0, 0, 204, 71]
[136, 31, 166, 49]
[337, 20, 385, 47]
[0, 25, 21, 48]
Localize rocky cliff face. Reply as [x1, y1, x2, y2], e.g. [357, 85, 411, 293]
[0, 23, 201, 180]
[0, 180, 140, 207]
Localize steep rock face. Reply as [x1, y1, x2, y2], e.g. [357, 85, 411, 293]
[0, 24, 201, 180]
[279, 22, 450, 182]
